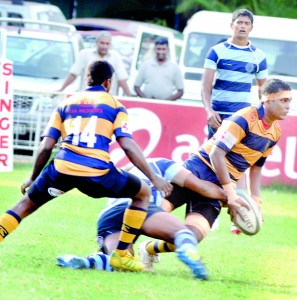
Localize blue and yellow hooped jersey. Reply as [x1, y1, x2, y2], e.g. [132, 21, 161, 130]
[42, 88, 132, 176]
[197, 105, 282, 182]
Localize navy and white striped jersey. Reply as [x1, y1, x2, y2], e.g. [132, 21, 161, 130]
[204, 39, 268, 114]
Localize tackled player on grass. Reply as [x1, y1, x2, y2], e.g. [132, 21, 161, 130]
[57, 157, 244, 280]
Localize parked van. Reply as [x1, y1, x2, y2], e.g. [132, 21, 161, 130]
[179, 10, 297, 110]
[0, 0, 67, 25]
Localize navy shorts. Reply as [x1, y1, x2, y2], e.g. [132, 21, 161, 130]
[166, 154, 222, 227]
[166, 184, 220, 227]
[97, 202, 164, 240]
[28, 160, 142, 205]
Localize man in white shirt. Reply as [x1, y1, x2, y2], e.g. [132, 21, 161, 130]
[59, 31, 131, 96]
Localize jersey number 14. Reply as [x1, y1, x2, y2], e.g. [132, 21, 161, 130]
[71, 116, 97, 147]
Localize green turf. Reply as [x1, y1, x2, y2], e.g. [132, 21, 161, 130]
[0, 163, 296, 300]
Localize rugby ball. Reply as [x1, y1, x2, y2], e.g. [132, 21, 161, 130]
[234, 191, 262, 236]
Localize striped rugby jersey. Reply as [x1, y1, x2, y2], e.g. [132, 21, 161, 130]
[204, 39, 268, 114]
[42, 86, 132, 176]
[197, 105, 281, 182]
[99, 158, 184, 216]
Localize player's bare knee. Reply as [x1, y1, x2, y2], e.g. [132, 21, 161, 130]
[185, 213, 211, 241]
[160, 199, 174, 212]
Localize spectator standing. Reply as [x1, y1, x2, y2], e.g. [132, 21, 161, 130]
[201, 8, 268, 139]
[59, 31, 131, 96]
[134, 37, 184, 100]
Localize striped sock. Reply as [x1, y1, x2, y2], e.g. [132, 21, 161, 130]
[174, 229, 198, 249]
[87, 253, 112, 271]
[116, 205, 147, 256]
[146, 240, 176, 255]
[0, 210, 21, 242]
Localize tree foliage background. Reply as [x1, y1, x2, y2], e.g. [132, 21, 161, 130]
[176, 0, 297, 19]
[50, 0, 297, 31]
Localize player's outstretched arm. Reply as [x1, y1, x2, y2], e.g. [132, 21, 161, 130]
[170, 167, 226, 201]
[209, 145, 250, 220]
[184, 173, 227, 201]
[117, 137, 172, 196]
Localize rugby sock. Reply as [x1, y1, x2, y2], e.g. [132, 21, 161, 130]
[146, 240, 176, 255]
[0, 210, 21, 242]
[174, 229, 198, 250]
[86, 253, 113, 272]
[116, 206, 147, 256]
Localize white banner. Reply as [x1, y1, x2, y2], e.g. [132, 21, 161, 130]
[0, 28, 13, 172]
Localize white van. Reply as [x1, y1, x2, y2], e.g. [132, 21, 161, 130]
[179, 10, 297, 111]
[0, 0, 67, 25]
[1, 18, 84, 152]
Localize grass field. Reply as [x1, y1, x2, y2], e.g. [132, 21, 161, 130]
[0, 163, 296, 300]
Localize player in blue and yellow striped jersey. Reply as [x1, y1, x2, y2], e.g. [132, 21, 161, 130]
[0, 61, 172, 272]
[164, 79, 292, 241]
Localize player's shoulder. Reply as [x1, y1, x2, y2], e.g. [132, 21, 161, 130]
[228, 106, 259, 130]
[211, 40, 230, 53]
[212, 40, 227, 49]
[233, 105, 258, 120]
[58, 92, 81, 107]
[147, 158, 182, 178]
[250, 43, 266, 58]
[112, 96, 127, 109]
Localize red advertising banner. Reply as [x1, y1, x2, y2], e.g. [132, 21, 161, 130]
[110, 98, 297, 187]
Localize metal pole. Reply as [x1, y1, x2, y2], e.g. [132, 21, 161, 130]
[71, 0, 78, 19]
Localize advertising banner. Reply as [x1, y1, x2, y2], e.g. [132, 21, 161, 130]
[110, 98, 297, 187]
[0, 29, 13, 172]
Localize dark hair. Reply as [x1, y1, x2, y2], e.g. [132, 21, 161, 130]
[155, 36, 168, 46]
[232, 9, 254, 24]
[261, 78, 291, 95]
[87, 61, 114, 86]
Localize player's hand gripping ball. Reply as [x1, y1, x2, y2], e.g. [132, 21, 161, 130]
[234, 191, 262, 236]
